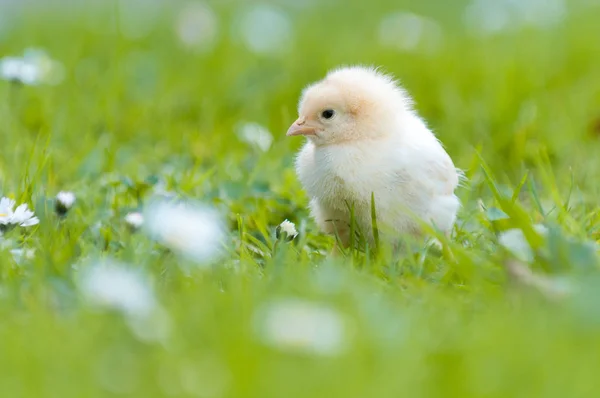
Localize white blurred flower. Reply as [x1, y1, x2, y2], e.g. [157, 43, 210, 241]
[56, 191, 76, 208]
[56, 191, 76, 214]
[176, 1, 219, 52]
[0, 197, 15, 222]
[464, 0, 511, 35]
[143, 199, 226, 264]
[235, 122, 273, 152]
[0, 48, 64, 85]
[11, 248, 35, 265]
[79, 260, 156, 317]
[237, 5, 292, 55]
[79, 259, 170, 343]
[276, 219, 298, 240]
[125, 212, 144, 230]
[378, 12, 443, 54]
[498, 224, 548, 262]
[0, 57, 37, 84]
[0, 197, 39, 228]
[464, 0, 566, 35]
[254, 299, 347, 356]
[508, 0, 566, 28]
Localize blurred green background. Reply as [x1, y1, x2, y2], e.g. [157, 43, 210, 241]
[1, 0, 600, 397]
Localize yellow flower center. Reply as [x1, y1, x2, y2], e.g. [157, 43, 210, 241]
[0, 213, 7, 217]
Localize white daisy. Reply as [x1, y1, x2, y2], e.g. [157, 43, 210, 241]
[0, 48, 64, 85]
[143, 199, 226, 264]
[0, 197, 39, 228]
[0, 197, 16, 224]
[0, 57, 31, 82]
[124, 212, 144, 230]
[276, 219, 298, 240]
[11, 204, 39, 227]
[254, 299, 347, 356]
[56, 191, 76, 214]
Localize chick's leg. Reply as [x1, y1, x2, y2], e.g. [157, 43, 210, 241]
[309, 199, 351, 251]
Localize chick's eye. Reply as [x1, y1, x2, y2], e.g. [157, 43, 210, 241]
[321, 109, 335, 120]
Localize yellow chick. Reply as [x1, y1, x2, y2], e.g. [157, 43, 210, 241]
[287, 66, 460, 247]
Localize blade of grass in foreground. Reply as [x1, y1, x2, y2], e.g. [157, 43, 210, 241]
[371, 192, 380, 254]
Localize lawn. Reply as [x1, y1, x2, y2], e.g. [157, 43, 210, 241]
[1, 0, 600, 397]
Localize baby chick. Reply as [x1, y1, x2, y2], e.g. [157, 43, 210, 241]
[287, 66, 460, 247]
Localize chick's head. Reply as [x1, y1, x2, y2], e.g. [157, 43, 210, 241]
[287, 66, 413, 146]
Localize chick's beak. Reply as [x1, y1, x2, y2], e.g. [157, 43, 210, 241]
[286, 117, 318, 137]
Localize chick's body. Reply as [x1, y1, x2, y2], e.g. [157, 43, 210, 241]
[288, 66, 460, 245]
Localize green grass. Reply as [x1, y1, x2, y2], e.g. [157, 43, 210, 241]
[1, 0, 600, 396]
